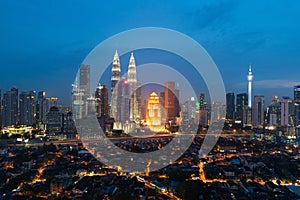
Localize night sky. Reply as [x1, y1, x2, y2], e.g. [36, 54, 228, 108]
[1, 0, 300, 105]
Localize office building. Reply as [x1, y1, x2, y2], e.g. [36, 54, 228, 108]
[226, 92, 235, 120]
[252, 96, 264, 127]
[165, 82, 178, 122]
[46, 106, 62, 138]
[2, 87, 18, 127]
[281, 97, 293, 126]
[19, 91, 36, 125]
[236, 93, 248, 125]
[36, 91, 46, 124]
[294, 85, 300, 126]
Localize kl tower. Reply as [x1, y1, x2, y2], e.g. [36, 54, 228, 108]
[247, 65, 253, 108]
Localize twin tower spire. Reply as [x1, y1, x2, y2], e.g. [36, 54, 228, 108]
[111, 50, 136, 92]
[111, 50, 139, 122]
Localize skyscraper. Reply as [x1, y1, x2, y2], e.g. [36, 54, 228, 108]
[252, 95, 264, 127]
[110, 50, 121, 119]
[165, 82, 177, 121]
[72, 87, 85, 120]
[2, 87, 18, 127]
[267, 98, 281, 126]
[79, 64, 90, 117]
[95, 84, 109, 120]
[79, 64, 90, 99]
[19, 91, 36, 125]
[199, 94, 208, 126]
[146, 92, 162, 126]
[281, 97, 293, 126]
[294, 85, 300, 126]
[226, 92, 235, 120]
[36, 91, 46, 124]
[247, 65, 253, 109]
[46, 106, 62, 138]
[115, 78, 130, 123]
[111, 50, 121, 92]
[199, 93, 206, 110]
[128, 53, 139, 121]
[236, 93, 248, 125]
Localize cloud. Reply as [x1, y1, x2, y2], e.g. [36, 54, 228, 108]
[236, 79, 300, 89]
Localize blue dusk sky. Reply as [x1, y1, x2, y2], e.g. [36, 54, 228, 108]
[0, 0, 300, 105]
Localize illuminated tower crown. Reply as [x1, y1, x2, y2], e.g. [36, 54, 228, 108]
[111, 50, 121, 92]
[128, 53, 137, 84]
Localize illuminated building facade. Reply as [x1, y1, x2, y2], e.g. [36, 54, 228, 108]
[115, 78, 130, 123]
[111, 50, 120, 92]
[128, 53, 140, 121]
[79, 64, 90, 100]
[72, 87, 85, 120]
[146, 92, 161, 126]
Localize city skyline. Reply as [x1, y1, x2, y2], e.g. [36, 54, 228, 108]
[1, 2, 300, 199]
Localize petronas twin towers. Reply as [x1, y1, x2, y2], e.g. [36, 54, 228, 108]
[111, 50, 141, 123]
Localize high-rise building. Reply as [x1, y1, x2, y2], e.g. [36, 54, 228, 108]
[62, 111, 76, 139]
[95, 84, 109, 128]
[128, 53, 139, 121]
[111, 50, 121, 92]
[95, 85, 101, 117]
[236, 93, 248, 125]
[86, 97, 97, 115]
[294, 85, 300, 126]
[110, 50, 121, 119]
[267, 100, 281, 126]
[226, 92, 235, 120]
[165, 82, 177, 121]
[247, 65, 253, 109]
[2, 87, 18, 127]
[19, 91, 36, 125]
[36, 91, 46, 124]
[136, 81, 142, 120]
[252, 95, 264, 127]
[281, 97, 293, 126]
[44, 97, 58, 110]
[199, 94, 209, 126]
[211, 101, 226, 123]
[79, 64, 90, 99]
[46, 106, 62, 138]
[115, 78, 130, 123]
[100, 85, 109, 119]
[72, 87, 85, 120]
[199, 93, 206, 110]
[146, 92, 162, 126]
